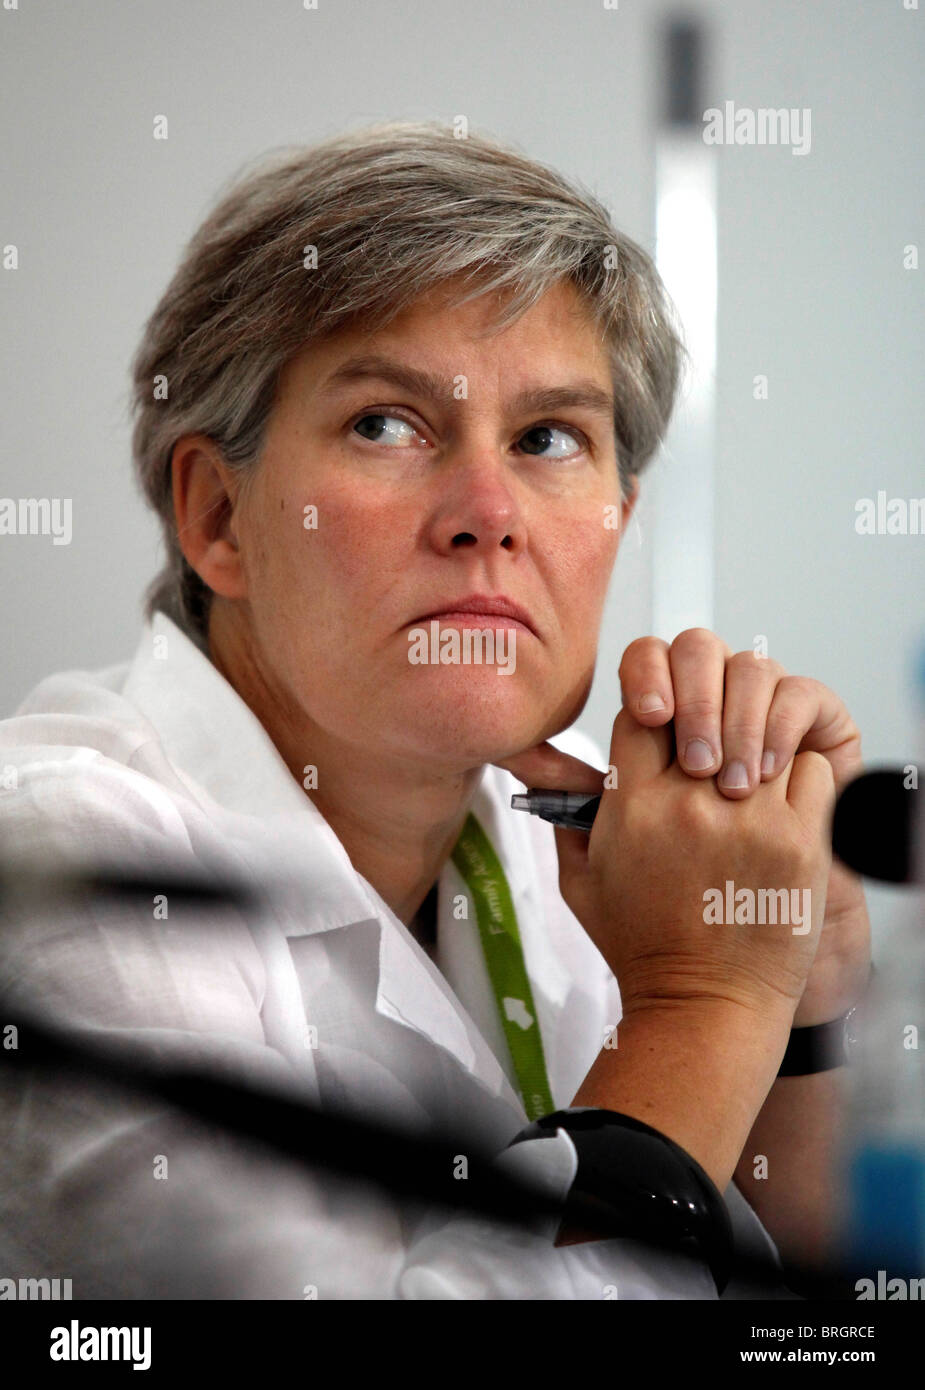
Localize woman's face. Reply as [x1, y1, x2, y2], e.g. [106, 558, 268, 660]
[224, 276, 633, 772]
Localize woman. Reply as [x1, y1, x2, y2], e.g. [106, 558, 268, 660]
[0, 121, 870, 1299]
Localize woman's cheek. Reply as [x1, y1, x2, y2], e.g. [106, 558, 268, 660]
[299, 481, 400, 580]
[332, 523, 399, 593]
[553, 513, 617, 601]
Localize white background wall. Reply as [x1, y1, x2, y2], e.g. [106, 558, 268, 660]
[1, 0, 922, 936]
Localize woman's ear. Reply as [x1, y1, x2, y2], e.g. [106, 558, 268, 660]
[621, 473, 640, 530]
[608, 473, 639, 548]
[171, 435, 248, 600]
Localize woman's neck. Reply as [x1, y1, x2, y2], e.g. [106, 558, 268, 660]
[306, 754, 479, 925]
[208, 608, 482, 926]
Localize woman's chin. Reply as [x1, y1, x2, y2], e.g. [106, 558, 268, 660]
[384, 677, 549, 766]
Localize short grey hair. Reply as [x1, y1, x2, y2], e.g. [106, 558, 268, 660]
[130, 120, 688, 647]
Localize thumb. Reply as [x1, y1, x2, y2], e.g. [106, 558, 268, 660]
[492, 740, 606, 795]
[552, 820, 594, 890]
[494, 742, 604, 904]
[786, 748, 837, 833]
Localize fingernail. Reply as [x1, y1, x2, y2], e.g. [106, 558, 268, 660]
[761, 750, 776, 776]
[683, 738, 715, 771]
[719, 760, 749, 789]
[638, 692, 665, 713]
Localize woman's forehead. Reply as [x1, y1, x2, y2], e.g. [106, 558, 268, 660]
[278, 280, 610, 400]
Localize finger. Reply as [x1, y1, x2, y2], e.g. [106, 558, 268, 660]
[552, 822, 592, 883]
[762, 676, 863, 792]
[607, 705, 674, 791]
[716, 653, 786, 798]
[784, 747, 837, 837]
[493, 742, 605, 795]
[618, 636, 675, 724]
[668, 628, 731, 777]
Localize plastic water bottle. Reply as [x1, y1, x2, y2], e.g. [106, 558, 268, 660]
[837, 654, 925, 1290]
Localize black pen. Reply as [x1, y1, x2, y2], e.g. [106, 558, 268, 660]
[510, 789, 601, 833]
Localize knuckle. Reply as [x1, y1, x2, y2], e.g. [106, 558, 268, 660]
[765, 692, 807, 728]
[673, 788, 716, 837]
[764, 714, 801, 746]
[618, 636, 667, 678]
[671, 626, 719, 656]
[674, 694, 719, 721]
[727, 650, 775, 682]
[721, 718, 767, 747]
[779, 674, 816, 702]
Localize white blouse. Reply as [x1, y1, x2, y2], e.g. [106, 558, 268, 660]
[0, 611, 787, 1299]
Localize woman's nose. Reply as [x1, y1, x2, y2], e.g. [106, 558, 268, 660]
[426, 460, 528, 555]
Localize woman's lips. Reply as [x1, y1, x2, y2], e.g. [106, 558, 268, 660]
[407, 594, 538, 636]
[419, 610, 534, 634]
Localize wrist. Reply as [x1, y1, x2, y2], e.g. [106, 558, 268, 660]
[620, 989, 795, 1037]
[791, 957, 873, 1029]
[577, 996, 795, 1192]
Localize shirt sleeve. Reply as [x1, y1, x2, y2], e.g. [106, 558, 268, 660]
[0, 756, 722, 1299]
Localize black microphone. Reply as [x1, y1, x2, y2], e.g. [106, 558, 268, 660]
[831, 767, 920, 884]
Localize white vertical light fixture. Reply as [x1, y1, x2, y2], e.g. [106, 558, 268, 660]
[652, 16, 717, 641]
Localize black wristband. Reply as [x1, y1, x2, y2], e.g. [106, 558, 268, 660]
[777, 1016, 848, 1075]
[777, 964, 874, 1077]
[509, 1107, 734, 1295]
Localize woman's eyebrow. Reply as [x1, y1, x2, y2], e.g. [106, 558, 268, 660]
[316, 353, 615, 421]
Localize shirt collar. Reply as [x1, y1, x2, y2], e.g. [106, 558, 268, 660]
[124, 612, 316, 822]
[122, 612, 376, 930]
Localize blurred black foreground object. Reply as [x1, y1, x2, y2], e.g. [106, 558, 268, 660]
[832, 767, 919, 884]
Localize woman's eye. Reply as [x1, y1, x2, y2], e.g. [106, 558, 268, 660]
[352, 413, 423, 447]
[351, 413, 585, 459]
[517, 424, 584, 459]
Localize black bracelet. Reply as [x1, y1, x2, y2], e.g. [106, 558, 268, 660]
[509, 1107, 734, 1295]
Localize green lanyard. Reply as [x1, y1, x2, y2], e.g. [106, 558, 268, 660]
[451, 813, 555, 1122]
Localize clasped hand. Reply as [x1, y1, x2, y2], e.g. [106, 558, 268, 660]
[497, 628, 871, 1027]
